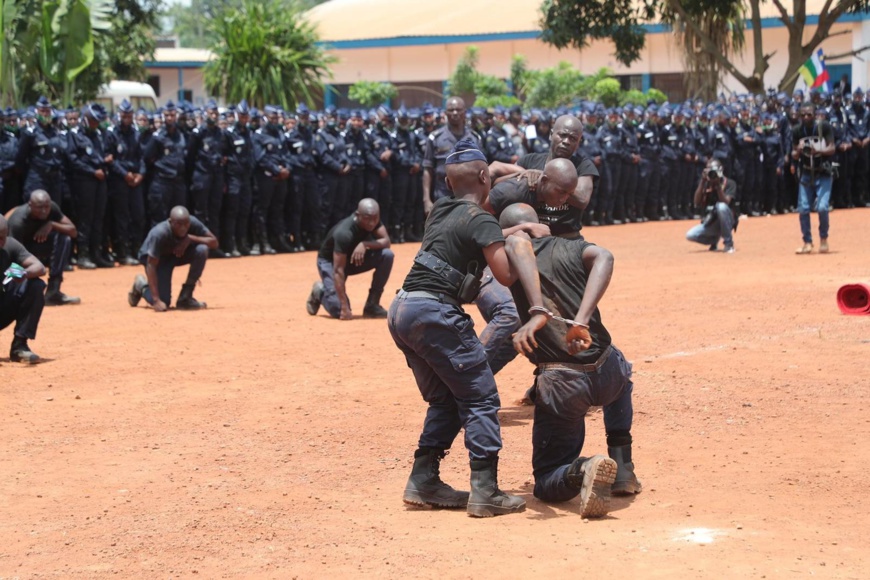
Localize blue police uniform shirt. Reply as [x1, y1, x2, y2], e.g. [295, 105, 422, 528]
[402, 196, 503, 299]
[423, 127, 480, 201]
[517, 152, 598, 235]
[138, 216, 209, 262]
[317, 214, 383, 262]
[508, 237, 611, 365]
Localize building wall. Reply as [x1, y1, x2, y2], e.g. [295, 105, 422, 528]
[145, 67, 211, 107]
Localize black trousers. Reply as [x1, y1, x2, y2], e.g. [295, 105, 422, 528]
[72, 175, 108, 255]
[0, 278, 46, 340]
[255, 174, 287, 240]
[107, 177, 145, 256]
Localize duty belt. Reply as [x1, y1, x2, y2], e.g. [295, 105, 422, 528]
[396, 289, 461, 308]
[536, 345, 612, 373]
[414, 250, 464, 288]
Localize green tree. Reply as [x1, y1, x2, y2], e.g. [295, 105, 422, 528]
[348, 81, 398, 107]
[204, 0, 335, 110]
[540, 0, 870, 94]
[446, 45, 480, 97]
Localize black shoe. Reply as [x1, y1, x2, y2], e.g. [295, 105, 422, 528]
[209, 248, 227, 259]
[565, 455, 617, 518]
[63, 263, 75, 272]
[261, 243, 276, 255]
[608, 445, 642, 496]
[93, 253, 115, 268]
[119, 256, 139, 266]
[77, 257, 97, 270]
[45, 290, 81, 306]
[128, 274, 147, 307]
[403, 448, 469, 508]
[363, 303, 388, 318]
[306, 281, 324, 315]
[176, 283, 206, 310]
[10, 337, 40, 364]
[467, 458, 526, 518]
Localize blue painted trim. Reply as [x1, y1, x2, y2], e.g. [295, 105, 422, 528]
[641, 73, 651, 92]
[441, 81, 448, 107]
[178, 68, 184, 101]
[324, 85, 335, 107]
[316, 11, 870, 50]
[144, 61, 208, 68]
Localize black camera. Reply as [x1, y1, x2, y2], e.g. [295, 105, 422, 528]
[802, 144, 813, 155]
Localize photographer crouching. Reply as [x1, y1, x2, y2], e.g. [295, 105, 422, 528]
[791, 103, 835, 254]
[686, 159, 737, 253]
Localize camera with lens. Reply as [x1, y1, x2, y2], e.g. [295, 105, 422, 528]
[706, 166, 723, 180]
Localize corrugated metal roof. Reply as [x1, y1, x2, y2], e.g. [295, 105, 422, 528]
[306, 0, 841, 43]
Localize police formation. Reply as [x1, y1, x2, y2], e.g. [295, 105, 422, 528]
[1, 89, 869, 266]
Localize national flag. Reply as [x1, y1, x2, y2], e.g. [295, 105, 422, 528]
[799, 49, 830, 92]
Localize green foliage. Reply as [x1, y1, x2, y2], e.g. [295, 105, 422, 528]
[645, 87, 667, 104]
[204, 0, 335, 110]
[522, 63, 613, 108]
[348, 81, 398, 107]
[510, 54, 529, 100]
[619, 89, 647, 106]
[447, 45, 479, 96]
[473, 94, 522, 109]
[539, 0, 657, 66]
[591, 77, 622, 107]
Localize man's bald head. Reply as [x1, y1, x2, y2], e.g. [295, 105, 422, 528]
[538, 158, 578, 208]
[355, 198, 381, 232]
[169, 206, 190, 221]
[29, 190, 50, 205]
[28, 190, 52, 220]
[446, 97, 466, 130]
[550, 115, 583, 159]
[445, 158, 489, 200]
[499, 203, 539, 230]
[168, 206, 191, 237]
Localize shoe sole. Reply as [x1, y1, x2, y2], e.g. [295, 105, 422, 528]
[11, 354, 40, 364]
[402, 489, 469, 509]
[306, 282, 323, 315]
[466, 501, 526, 518]
[574, 456, 617, 518]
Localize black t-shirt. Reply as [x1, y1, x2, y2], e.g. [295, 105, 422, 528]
[402, 197, 504, 299]
[7, 202, 64, 245]
[1, 237, 34, 287]
[517, 152, 598, 235]
[488, 178, 536, 217]
[792, 121, 835, 172]
[138, 216, 209, 261]
[702, 177, 738, 205]
[317, 214, 381, 262]
[509, 237, 611, 365]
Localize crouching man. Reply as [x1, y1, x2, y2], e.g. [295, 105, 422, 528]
[128, 205, 217, 312]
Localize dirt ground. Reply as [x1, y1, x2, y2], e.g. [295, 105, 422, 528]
[2, 208, 869, 579]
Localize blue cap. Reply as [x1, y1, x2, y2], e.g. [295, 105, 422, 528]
[349, 109, 363, 119]
[236, 99, 250, 114]
[164, 100, 177, 112]
[421, 105, 436, 116]
[263, 104, 279, 115]
[377, 105, 393, 119]
[117, 99, 133, 114]
[84, 103, 108, 121]
[296, 102, 310, 115]
[854, 86, 863, 95]
[250, 106, 259, 118]
[206, 99, 218, 111]
[445, 137, 487, 165]
[36, 95, 51, 109]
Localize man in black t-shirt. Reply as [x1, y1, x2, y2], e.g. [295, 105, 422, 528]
[491, 114, 598, 239]
[127, 206, 218, 312]
[502, 203, 640, 518]
[388, 137, 547, 518]
[7, 189, 80, 305]
[791, 103, 836, 254]
[685, 159, 738, 253]
[305, 198, 393, 319]
[0, 214, 48, 363]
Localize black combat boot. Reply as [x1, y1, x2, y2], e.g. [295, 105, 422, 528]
[391, 225, 404, 244]
[565, 454, 617, 518]
[209, 248, 228, 259]
[273, 235, 294, 254]
[77, 248, 97, 270]
[93, 248, 115, 268]
[403, 448, 469, 508]
[306, 281, 324, 315]
[44, 277, 81, 306]
[116, 243, 140, 266]
[176, 283, 207, 310]
[404, 224, 421, 243]
[10, 336, 40, 364]
[362, 289, 387, 318]
[467, 457, 526, 518]
[128, 274, 147, 307]
[608, 445, 642, 496]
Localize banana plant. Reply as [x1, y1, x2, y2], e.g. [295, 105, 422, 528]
[38, 0, 112, 105]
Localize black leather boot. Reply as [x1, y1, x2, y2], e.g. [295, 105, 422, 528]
[176, 283, 207, 310]
[10, 336, 40, 364]
[363, 290, 387, 318]
[565, 454, 617, 518]
[77, 248, 97, 270]
[608, 445, 642, 496]
[44, 277, 81, 306]
[467, 457, 526, 517]
[403, 448, 469, 508]
[404, 224, 421, 243]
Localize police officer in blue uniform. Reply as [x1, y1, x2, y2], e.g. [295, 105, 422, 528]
[390, 107, 421, 243]
[483, 107, 519, 165]
[597, 109, 624, 224]
[286, 103, 322, 251]
[315, 106, 351, 231]
[620, 106, 642, 222]
[252, 105, 292, 254]
[187, 100, 228, 258]
[636, 106, 662, 221]
[67, 103, 113, 269]
[0, 109, 18, 213]
[363, 106, 394, 237]
[143, 101, 188, 227]
[388, 137, 546, 518]
[422, 97, 480, 216]
[16, 96, 66, 204]
[104, 99, 146, 265]
[223, 100, 256, 256]
[343, 110, 370, 217]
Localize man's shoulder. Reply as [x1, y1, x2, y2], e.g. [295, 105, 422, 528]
[518, 152, 547, 169]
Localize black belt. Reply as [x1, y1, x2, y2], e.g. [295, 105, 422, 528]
[536, 346, 612, 373]
[396, 289, 461, 308]
[414, 250, 464, 287]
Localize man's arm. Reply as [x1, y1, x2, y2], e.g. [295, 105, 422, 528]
[566, 245, 614, 354]
[20, 254, 46, 280]
[332, 251, 352, 320]
[188, 227, 219, 250]
[145, 256, 168, 312]
[568, 175, 593, 210]
[488, 161, 524, 181]
[422, 168, 434, 214]
[495, 235, 548, 354]
[34, 214, 76, 243]
[693, 176, 708, 207]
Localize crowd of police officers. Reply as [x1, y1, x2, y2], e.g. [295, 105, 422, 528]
[1, 87, 868, 268]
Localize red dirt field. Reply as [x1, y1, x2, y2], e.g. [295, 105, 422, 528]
[2, 208, 869, 579]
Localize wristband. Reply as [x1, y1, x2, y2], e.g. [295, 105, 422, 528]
[528, 306, 590, 328]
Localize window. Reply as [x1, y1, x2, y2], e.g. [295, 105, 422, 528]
[147, 75, 161, 98]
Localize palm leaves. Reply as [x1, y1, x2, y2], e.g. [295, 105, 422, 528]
[204, 0, 335, 110]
